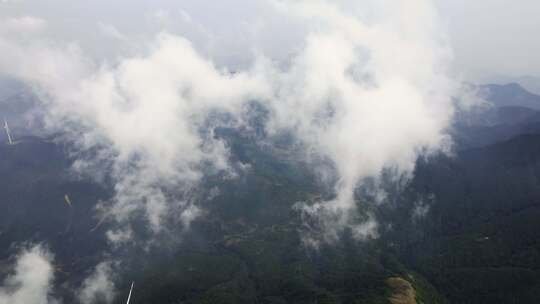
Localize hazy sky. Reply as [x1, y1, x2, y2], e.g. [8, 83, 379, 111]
[435, 0, 540, 82]
[0, 0, 538, 82]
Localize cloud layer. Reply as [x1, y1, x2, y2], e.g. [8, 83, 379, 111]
[0, 0, 458, 246]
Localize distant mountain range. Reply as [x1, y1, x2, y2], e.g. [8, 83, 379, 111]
[486, 75, 540, 96]
[454, 83, 540, 149]
[480, 83, 540, 110]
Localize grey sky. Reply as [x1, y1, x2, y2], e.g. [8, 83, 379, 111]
[435, 0, 540, 82]
[0, 0, 539, 82]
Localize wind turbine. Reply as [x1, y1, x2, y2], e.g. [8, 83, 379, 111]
[3, 118, 13, 145]
[126, 281, 134, 304]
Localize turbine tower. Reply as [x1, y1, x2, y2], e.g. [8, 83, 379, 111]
[3, 118, 13, 145]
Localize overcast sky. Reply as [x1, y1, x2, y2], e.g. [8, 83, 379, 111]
[435, 0, 540, 82]
[0, 0, 539, 82]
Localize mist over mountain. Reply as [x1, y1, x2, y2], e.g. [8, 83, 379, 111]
[485, 76, 540, 96]
[481, 83, 540, 110]
[0, 79, 539, 303]
[1, 1, 540, 304]
[453, 84, 540, 150]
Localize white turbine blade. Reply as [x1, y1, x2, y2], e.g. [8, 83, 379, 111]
[4, 119, 13, 145]
[64, 194, 72, 206]
[126, 282, 134, 304]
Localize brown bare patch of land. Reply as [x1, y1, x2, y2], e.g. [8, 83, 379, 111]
[387, 277, 416, 304]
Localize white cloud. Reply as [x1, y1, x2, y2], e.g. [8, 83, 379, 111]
[412, 202, 430, 222]
[0, 30, 268, 242]
[106, 227, 133, 245]
[267, 0, 456, 242]
[411, 194, 434, 222]
[0, 16, 46, 33]
[0, 245, 57, 304]
[78, 262, 116, 304]
[97, 22, 127, 42]
[0, 0, 460, 244]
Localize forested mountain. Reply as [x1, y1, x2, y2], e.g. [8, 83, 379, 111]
[1, 83, 540, 303]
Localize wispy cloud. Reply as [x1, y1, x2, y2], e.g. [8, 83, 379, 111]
[78, 262, 116, 304]
[0, 16, 46, 33]
[0, 245, 57, 304]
